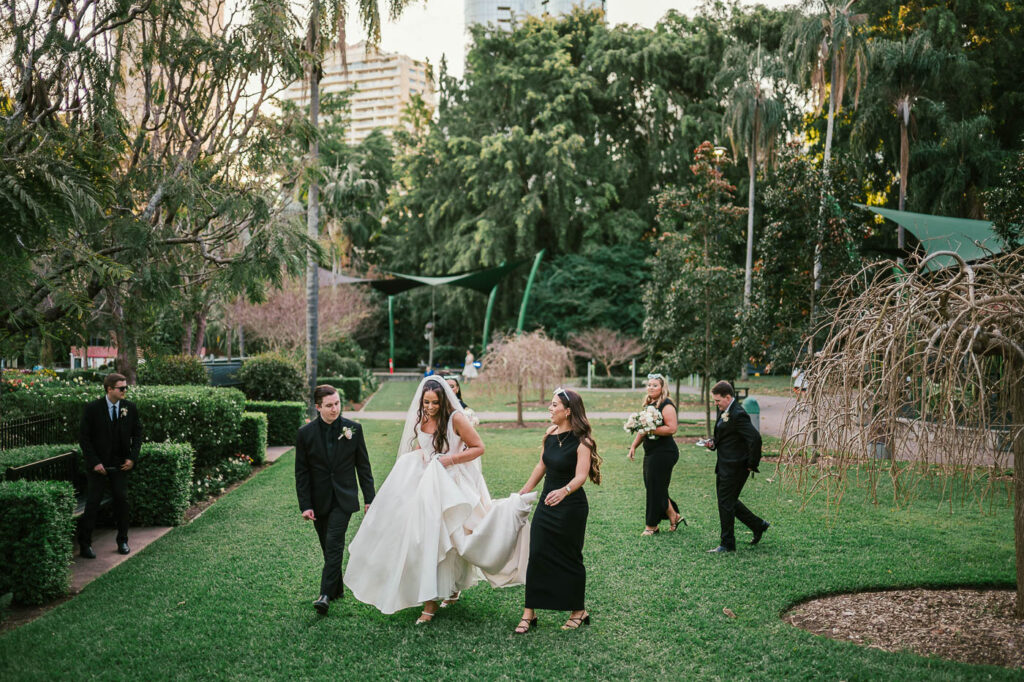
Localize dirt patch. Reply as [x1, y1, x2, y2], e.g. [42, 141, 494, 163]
[784, 588, 1024, 669]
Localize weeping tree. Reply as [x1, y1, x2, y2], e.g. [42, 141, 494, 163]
[478, 331, 574, 427]
[780, 250, 1024, 615]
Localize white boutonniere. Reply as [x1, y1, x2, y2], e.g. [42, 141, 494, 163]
[340, 427, 353, 440]
[721, 410, 730, 423]
[120, 407, 128, 418]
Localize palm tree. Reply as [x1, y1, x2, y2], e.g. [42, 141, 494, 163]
[301, 0, 411, 412]
[717, 42, 791, 380]
[785, 0, 868, 343]
[852, 32, 946, 252]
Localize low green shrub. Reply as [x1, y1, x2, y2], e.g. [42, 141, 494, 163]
[0, 444, 74, 474]
[317, 376, 361, 403]
[129, 442, 194, 526]
[236, 353, 305, 401]
[0, 442, 193, 527]
[0, 479, 75, 605]
[137, 355, 209, 386]
[190, 454, 253, 504]
[0, 384, 245, 468]
[235, 412, 268, 464]
[245, 401, 305, 446]
[589, 376, 636, 389]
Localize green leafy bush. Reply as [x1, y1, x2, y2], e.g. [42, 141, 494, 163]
[317, 376, 361, 403]
[0, 384, 245, 467]
[335, 357, 364, 377]
[317, 348, 345, 377]
[137, 355, 209, 386]
[128, 443, 194, 526]
[236, 353, 305, 401]
[235, 412, 268, 464]
[245, 401, 305, 446]
[0, 479, 75, 605]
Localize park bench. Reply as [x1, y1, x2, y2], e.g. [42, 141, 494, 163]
[4, 450, 105, 516]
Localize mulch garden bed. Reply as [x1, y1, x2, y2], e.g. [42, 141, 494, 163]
[784, 587, 1024, 669]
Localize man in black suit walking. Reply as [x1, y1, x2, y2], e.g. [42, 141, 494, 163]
[295, 385, 375, 615]
[703, 380, 769, 553]
[78, 372, 142, 559]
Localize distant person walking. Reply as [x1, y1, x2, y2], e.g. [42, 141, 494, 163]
[462, 349, 478, 380]
[627, 373, 685, 536]
[78, 372, 141, 559]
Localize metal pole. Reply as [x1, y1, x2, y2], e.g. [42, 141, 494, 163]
[481, 284, 499, 354]
[516, 249, 546, 334]
[587, 360, 593, 390]
[388, 295, 395, 374]
[631, 358, 636, 390]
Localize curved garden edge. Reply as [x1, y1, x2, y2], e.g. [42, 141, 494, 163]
[782, 585, 1023, 669]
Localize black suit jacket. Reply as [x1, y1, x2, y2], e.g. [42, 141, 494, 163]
[709, 401, 762, 473]
[295, 416, 376, 516]
[80, 397, 142, 468]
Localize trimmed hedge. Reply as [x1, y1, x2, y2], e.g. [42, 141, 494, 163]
[137, 355, 209, 386]
[1, 442, 194, 527]
[0, 384, 245, 468]
[317, 376, 361, 403]
[245, 401, 305, 446]
[236, 353, 305, 401]
[0, 479, 75, 605]
[128, 442, 194, 526]
[0, 444, 74, 473]
[235, 412, 268, 464]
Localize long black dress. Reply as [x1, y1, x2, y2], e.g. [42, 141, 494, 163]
[524, 431, 588, 611]
[642, 399, 680, 528]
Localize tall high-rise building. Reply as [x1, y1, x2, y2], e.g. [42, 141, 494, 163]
[280, 42, 436, 145]
[465, 0, 606, 29]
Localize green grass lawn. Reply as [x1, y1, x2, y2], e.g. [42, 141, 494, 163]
[0, 422, 1015, 680]
[364, 381, 702, 413]
[741, 374, 800, 397]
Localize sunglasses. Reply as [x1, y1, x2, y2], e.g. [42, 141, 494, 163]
[114, 385, 128, 391]
[647, 373, 665, 381]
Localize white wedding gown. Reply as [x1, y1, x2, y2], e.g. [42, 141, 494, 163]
[345, 413, 529, 614]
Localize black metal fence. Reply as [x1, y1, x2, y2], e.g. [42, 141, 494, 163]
[0, 414, 62, 450]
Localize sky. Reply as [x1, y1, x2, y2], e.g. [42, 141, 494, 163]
[350, 0, 788, 80]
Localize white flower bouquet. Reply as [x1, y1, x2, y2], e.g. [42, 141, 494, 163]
[623, 405, 664, 439]
[463, 408, 480, 426]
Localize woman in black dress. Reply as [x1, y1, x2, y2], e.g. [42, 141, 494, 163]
[514, 388, 602, 633]
[628, 373, 685, 536]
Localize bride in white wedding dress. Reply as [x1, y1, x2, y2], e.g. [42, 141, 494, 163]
[345, 377, 528, 624]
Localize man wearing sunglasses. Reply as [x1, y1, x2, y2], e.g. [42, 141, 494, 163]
[77, 372, 142, 559]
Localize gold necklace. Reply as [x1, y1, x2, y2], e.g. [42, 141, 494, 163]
[555, 429, 571, 447]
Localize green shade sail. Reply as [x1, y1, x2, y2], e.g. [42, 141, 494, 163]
[383, 259, 531, 294]
[857, 204, 1002, 269]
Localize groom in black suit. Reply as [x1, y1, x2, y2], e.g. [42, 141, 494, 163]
[78, 372, 142, 558]
[295, 385, 375, 615]
[703, 380, 769, 553]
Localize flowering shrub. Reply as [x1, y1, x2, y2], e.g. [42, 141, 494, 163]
[190, 454, 253, 503]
